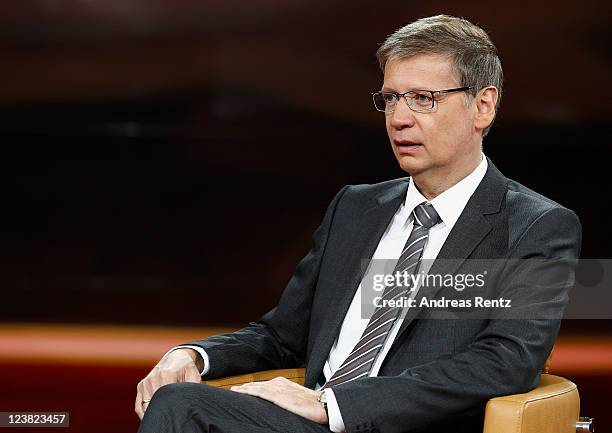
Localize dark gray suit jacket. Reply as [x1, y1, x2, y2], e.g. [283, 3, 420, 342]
[188, 159, 582, 433]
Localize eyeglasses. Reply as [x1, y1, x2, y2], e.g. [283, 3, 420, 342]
[372, 86, 473, 113]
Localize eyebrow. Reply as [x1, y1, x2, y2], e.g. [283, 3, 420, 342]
[380, 87, 429, 93]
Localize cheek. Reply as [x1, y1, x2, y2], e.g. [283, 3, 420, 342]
[432, 112, 469, 146]
[433, 112, 457, 135]
[385, 118, 393, 137]
[419, 117, 458, 161]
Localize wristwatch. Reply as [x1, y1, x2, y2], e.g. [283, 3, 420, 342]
[317, 390, 329, 418]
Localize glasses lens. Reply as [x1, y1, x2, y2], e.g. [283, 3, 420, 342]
[405, 91, 434, 112]
[372, 92, 386, 112]
[373, 92, 397, 112]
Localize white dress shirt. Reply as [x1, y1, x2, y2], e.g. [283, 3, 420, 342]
[172, 155, 488, 432]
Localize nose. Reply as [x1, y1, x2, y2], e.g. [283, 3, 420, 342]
[388, 99, 416, 130]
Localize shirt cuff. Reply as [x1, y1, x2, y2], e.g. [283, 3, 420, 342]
[325, 389, 346, 433]
[163, 345, 210, 376]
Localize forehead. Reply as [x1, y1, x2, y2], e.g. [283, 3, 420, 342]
[382, 54, 458, 91]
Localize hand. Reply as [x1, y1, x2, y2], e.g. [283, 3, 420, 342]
[135, 348, 203, 419]
[231, 377, 328, 425]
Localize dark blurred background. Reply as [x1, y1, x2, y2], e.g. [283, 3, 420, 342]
[0, 0, 609, 432]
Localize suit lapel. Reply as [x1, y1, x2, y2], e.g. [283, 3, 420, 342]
[396, 208, 492, 337]
[306, 180, 408, 386]
[397, 159, 507, 338]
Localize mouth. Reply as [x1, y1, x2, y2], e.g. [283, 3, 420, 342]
[394, 140, 423, 154]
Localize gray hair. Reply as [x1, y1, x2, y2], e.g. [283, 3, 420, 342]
[376, 15, 503, 137]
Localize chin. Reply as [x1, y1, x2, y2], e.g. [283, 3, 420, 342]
[396, 155, 426, 176]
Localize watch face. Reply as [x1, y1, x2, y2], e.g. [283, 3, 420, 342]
[318, 390, 327, 404]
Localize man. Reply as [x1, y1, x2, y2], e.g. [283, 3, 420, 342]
[136, 15, 581, 433]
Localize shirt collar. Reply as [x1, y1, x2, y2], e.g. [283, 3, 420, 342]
[403, 154, 488, 230]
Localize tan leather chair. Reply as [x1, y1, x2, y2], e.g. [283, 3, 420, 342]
[203, 349, 594, 433]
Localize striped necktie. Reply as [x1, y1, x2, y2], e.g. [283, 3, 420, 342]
[323, 202, 441, 389]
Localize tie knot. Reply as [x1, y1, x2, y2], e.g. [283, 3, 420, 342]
[412, 203, 441, 229]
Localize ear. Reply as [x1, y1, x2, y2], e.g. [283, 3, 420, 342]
[474, 86, 498, 133]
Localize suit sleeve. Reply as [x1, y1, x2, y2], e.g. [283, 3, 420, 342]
[331, 207, 582, 433]
[182, 185, 349, 380]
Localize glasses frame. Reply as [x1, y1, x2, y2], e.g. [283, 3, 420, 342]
[372, 86, 473, 113]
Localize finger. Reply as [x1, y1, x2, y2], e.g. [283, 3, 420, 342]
[231, 385, 263, 397]
[141, 378, 158, 403]
[230, 381, 260, 392]
[136, 377, 155, 419]
[231, 382, 275, 402]
[230, 381, 260, 393]
[137, 391, 153, 420]
[135, 379, 149, 418]
[135, 389, 144, 419]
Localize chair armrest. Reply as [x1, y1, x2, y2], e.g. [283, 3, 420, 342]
[203, 370, 580, 433]
[202, 368, 306, 390]
[483, 374, 580, 433]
